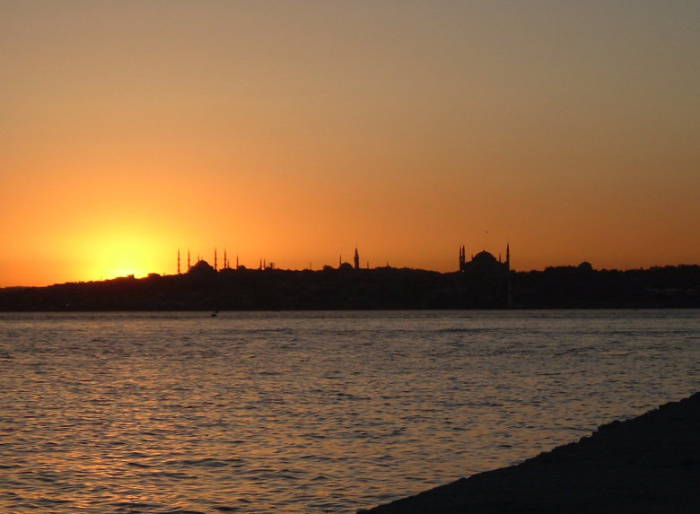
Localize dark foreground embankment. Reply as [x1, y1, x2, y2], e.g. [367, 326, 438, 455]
[359, 392, 700, 513]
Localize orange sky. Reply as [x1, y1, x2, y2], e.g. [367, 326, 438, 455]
[2, 1, 699, 287]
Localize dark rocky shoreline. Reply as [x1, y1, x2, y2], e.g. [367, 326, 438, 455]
[359, 392, 700, 513]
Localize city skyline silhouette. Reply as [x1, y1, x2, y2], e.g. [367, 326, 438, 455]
[2, 2, 699, 287]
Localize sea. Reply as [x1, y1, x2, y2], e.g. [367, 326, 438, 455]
[1, 310, 699, 513]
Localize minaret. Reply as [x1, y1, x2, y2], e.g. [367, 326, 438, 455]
[177, 249, 181, 275]
[338, 255, 342, 268]
[236, 254, 239, 270]
[187, 250, 191, 272]
[459, 245, 466, 271]
[506, 243, 512, 308]
[353, 248, 360, 270]
[223, 250, 228, 269]
[215, 249, 218, 271]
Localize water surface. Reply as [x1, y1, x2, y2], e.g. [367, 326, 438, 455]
[1, 310, 699, 512]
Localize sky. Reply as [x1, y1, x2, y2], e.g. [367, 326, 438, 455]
[1, 0, 699, 286]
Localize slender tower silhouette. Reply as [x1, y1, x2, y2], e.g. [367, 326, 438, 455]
[506, 243, 512, 308]
[177, 249, 181, 275]
[354, 248, 360, 270]
[223, 250, 228, 269]
[214, 249, 218, 271]
[187, 250, 191, 272]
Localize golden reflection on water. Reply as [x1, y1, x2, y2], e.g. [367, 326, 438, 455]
[0, 311, 699, 512]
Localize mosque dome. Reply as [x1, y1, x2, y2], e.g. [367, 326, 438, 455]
[188, 260, 216, 274]
[472, 251, 498, 264]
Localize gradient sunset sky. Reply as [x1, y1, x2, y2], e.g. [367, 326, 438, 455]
[2, 1, 699, 286]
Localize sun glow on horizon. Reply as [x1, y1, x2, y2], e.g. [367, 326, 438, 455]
[1, 2, 699, 288]
[75, 232, 168, 282]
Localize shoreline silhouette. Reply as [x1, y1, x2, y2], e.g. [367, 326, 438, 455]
[0, 262, 698, 310]
[359, 392, 700, 513]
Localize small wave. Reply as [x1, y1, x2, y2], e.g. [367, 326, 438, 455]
[435, 328, 492, 334]
[145, 471, 193, 479]
[127, 462, 152, 468]
[166, 458, 229, 468]
[32, 498, 72, 507]
[158, 510, 204, 514]
[110, 501, 164, 509]
[463, 400, 503, 408]
[555, 345, 599, 355]
[124, 451, 149, 458]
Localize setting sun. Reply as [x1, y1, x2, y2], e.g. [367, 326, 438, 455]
[1, 2, 699, 513]
[1, 1, 698, 289]
[75, 231, 166, 281]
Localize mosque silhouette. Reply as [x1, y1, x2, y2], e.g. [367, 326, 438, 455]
[3, 243, 698, 310]
[173, 244, 514, 309]
[179, 245, 511, 276]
